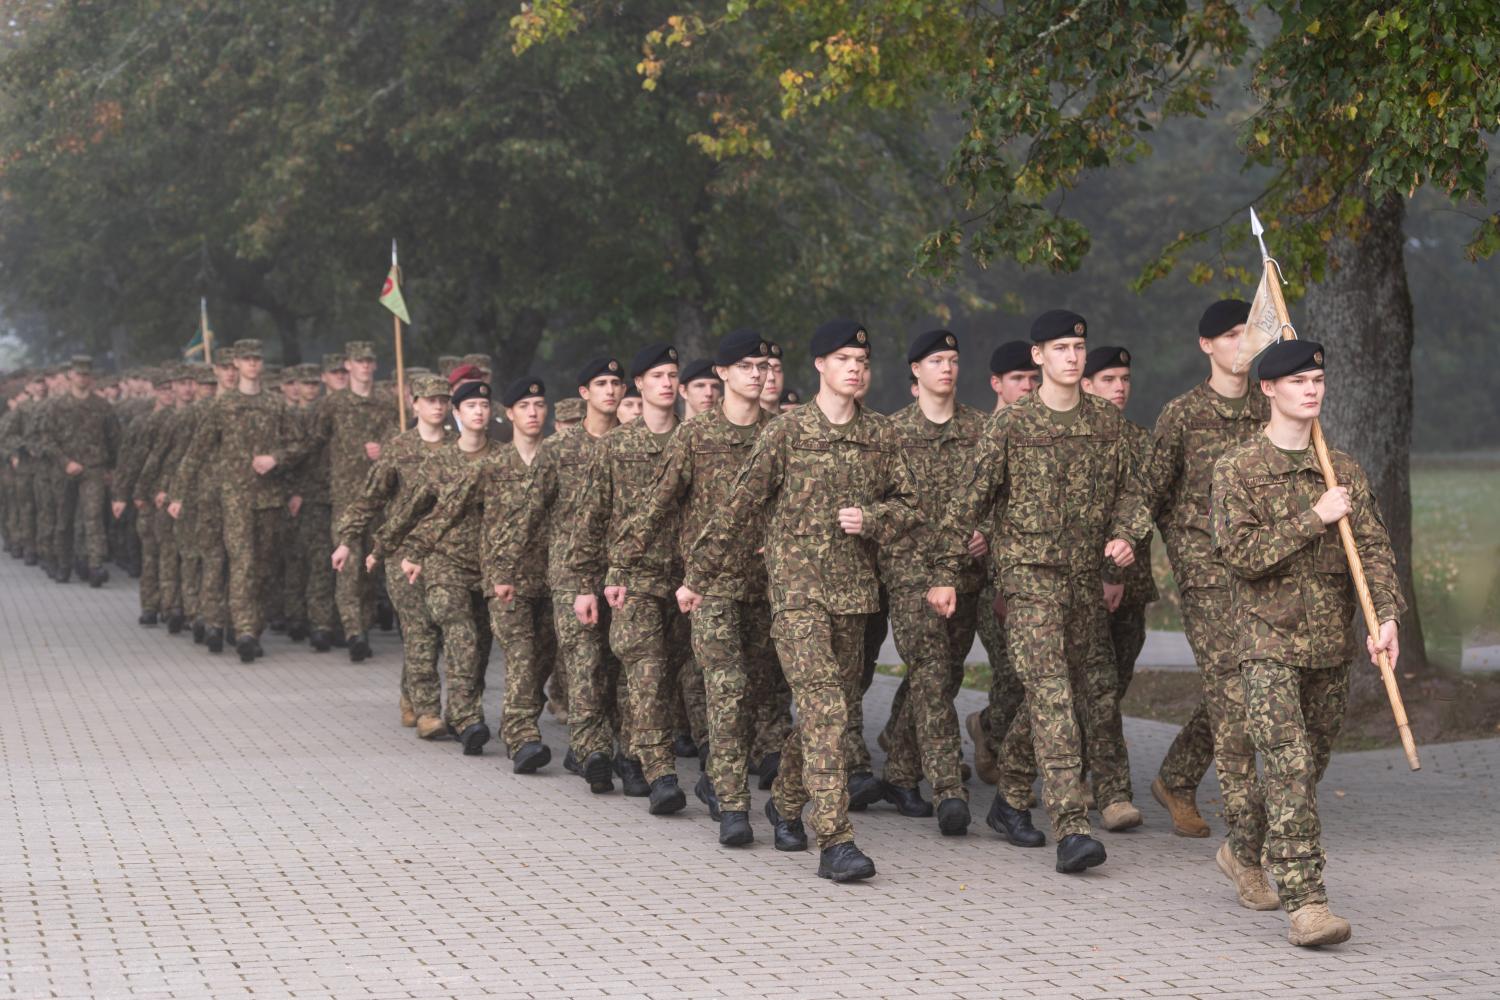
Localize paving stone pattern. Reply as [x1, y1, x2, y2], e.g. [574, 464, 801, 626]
[1, 556, 1497, 999]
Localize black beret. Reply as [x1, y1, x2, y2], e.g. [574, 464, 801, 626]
[810, 319, 870, 358]
[907, 329, 959, 364]
[779, 387, 802, 406]
[767, 341, 783, 359]
[577, 356, 623, 386]
[500, 376, 545, 407]
[715, 328, 770, 366]
[452, 380, 491, 408]
[679, 359, 719, 385]
[989, 340, 1039, 376]
[623, 382, 640, 398]
[1199, 299, 1251, 339]
[630, 343, 679, 379]
[1257, 340, 1324, 381]
[1083, 345, 1131, 378]
[1030, 309, 1087, 343]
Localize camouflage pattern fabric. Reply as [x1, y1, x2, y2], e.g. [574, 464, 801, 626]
[882, 588, 977, 801]
[42, 391, 120, 567]
[974, 581, 1025, 784]
[1243, 659, 1351, 910]
[423, 582, 493, 733]
[387, 562, 441, 719]
[610, 592, 692, 781]
[490, 594, 558, 754]
[691, 595, 778, 812]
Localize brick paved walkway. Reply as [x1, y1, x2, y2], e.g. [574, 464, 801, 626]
[2, 557, 1497, 999]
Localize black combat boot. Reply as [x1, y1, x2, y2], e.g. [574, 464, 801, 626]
[672, 733, 697, 757]
[1055, 833, 1107, 874]
[562, 747, 582, 775]
[614, 753, 649, 797]
[694, 771, 721, 820]
[190, 619, 205, 643]
[937, 798, 971, 837]
[88, 566, 108, 588]
[718, 811, 753, 847]
[348, 632, 371, 662]
[986, 794, 1046, 847]
[166, 610, 185, 635]
[883, 784, 934, 818]
[582, 751, 614, 794]
[375, 600, 394, 631]
[511, 741, 551, 774]
[287, 620, 309, 642]
[817, 842, 876, 882]
[236, 634, 257, 663]
[205, 627, 224, 654]
[764, 800, 807, 852]
[847, 771, 885, 812]
[308, 629, 332, 652]
[138, 610, 158, 627]
[648, 775, 687, 815]
[456, 722, 490, 756]
[267, 618, 287, 634]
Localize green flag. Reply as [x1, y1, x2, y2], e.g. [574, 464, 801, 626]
[379, 265, 410, 324]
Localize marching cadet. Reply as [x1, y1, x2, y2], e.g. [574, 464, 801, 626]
[283, 366, 338, 648]
[42, 356, 120, 587]
[777, 388, 801, 412]
[552, 397, 584, 431]
[878, 330, 988, 835]
[760, 341, 785, 414]
[306, 341, 396, 662]
[5, 372, 48, 565]
[383, 379, 504, 756]
[334, 374, 456, 739]
[1211, 339, 1401, 947]
[111, 367, 176, 623]
[683, 319, 921, 883]
[573, 344, 692, 817]
[611, 329, 777, 845]
[169, 340, 305, 663]
[616, 383, 643, 424]
[929, 310, 1139, 874]
[967, 340, 1041, 789]
[677, 359, 721, 418]
[498, 358, 629, 793]
[1081, 345, 1158, 720]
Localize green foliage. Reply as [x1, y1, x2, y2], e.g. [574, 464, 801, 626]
[0, 0, 946, 369]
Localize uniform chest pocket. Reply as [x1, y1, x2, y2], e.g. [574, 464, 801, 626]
[1009, 438, 1062, 511]
[1246, 475, 1299, 523]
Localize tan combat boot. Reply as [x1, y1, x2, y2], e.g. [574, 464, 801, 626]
[415, 715, 447, 740]
[1287, 902, 1352, 947]
[399, 694, 417, 728]
[966, 712, 999, 785]
[1215, 841, 1279, 910]
[1152, 776, 1210, 838]
[1100, 800, 1143, 831]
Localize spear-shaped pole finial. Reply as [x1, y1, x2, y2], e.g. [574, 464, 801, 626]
[1250, 207, 1270, 262]
[391, 239, 399, 268]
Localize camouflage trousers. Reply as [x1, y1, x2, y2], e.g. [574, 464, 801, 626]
[1109, 601, 1147, 703]
[674, 655, 709, 746]
[135, 503, 159, 614]
[33, 468, 61, 566]
[331, 503, 377, 638]
[155, 507, 181, 615]
[292, 503, 336, 631]
[996, 567, 1127, 838]
[555, 592, 629, 761]
[189, 492, 229, 630]
[10, 466, 38, 555]
[882, 589, 978, 803]
[770, 609, 865, 850]
[56, 469, 108, 568]
[1155, 588, 1219, 796]
[386, 563, 440, 719]
[223, 504, 280, 638]
[424, 583, 492, 734]
[690, 596, 777, 813]
[611, 592, 691, 783]
[975, 580, 1026, 780]
[490, 593, 558, 755]
[844, 588, 888, 776]
[1242, 659, 1350, 912]
[751, 653, 794, 763]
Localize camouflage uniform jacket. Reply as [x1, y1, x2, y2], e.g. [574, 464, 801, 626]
[172, 391, 304, 511]
[613, 406, 774, 603]
[1119, 419, 1160, 607]
[0, 405, 22, 462]
[931, 391, 1138, 588]
[686, 400, 922, 616]
[41, 392, 120, 471]
[143, 400, 208, 504]
[1113, 380, 1269, 592]
[285, 403, 332, 506]
[501, 423, 614, 594]
[376, 440, 507, 589]
[111, 404, 170, 504]
[305, 387, 397, 504]
[1212, 434, 1403, 668]
[879, 401, 988, 596]
[335, 427, 454, 557]
[568, 419, 681, 599]
[467, 444, 550, 598]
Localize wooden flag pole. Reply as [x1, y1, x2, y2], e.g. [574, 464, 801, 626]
[1253, 220, 1420, 771]
[392, 241, 407, 430]
[201, 297, 213, 366]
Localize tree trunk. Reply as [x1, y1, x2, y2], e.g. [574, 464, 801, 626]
[673, 300, 712, 364]
[269, 308, 302, 365]
[1303, 190, 1431, 705]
